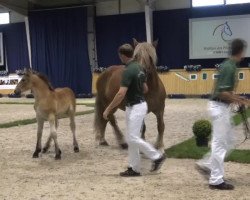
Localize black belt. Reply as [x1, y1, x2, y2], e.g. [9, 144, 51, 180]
[126, 100, 145, 107]
[212, 98, 228, 104]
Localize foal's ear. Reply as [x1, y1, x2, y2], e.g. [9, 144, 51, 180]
[152, 39, 159, 48]
[132, 38, 139, 47]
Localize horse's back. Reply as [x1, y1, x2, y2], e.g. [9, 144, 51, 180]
[55, 87, 75, 98]
[54, 87, 76, 111]
[96, 65, 125, 99]
[96, 65, 124, 89]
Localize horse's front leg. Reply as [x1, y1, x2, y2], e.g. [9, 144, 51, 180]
[33, 116, 44, 158]
[42, 118, 58, 153]
[48, 114, 61, 160]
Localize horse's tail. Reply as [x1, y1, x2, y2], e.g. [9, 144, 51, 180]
[94, 72, 108, 138]
[94, 66, 121, 137]
[67, 88, 76, 115]
[94, 93, 104, 131]
[72, 94, 76, 113]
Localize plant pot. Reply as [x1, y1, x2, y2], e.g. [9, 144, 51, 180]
[195, 137, 209, 147]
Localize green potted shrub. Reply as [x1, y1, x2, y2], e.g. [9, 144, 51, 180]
[192, 119, 212, 147]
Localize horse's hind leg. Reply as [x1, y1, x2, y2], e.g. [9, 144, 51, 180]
[69, 111, 79, 152]
[33, 116, 44, 158]
[48, 114, 61, 160]
[42, 118, 58, 153]
[96, 119, 109, 146]
[109, 114, 127, 149]
[154, 110, 165, 151]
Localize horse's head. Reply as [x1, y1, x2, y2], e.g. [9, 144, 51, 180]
[223, 22, 232, 36]
[132, 38, 158, 73]
[14, 68, 33, 95]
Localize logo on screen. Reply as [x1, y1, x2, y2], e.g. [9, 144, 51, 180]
[213, 22, 232, 42]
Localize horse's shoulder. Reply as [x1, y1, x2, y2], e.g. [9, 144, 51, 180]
[54, 87, 72, 92]
[108, 65, 125, 71]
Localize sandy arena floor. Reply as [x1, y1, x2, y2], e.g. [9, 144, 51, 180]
[0, 98, 249, 200]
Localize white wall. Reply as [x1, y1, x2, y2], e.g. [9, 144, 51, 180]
[155, 0, 190, 10]
[96, 0, 191, 16]
[96, 0, 119, 16]
[10, 11, 25, 23]
[120, 0, 144, 14]
[0, 6, 25, 23]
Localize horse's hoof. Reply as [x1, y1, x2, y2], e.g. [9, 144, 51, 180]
[54, 149, 62, 160]
[120, 143, 128, 149]
[32, 149, 41, 158]
[55, 154, 61, 160]
[155, 144, 164, 152]
[42, 147, 48, 153]
[99, 141, 109, 146]
[32, 153, 39, 158]
[74, 146, 79, 153]
[32, 154, 39, 158]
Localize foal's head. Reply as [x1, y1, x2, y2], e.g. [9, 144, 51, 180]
[14, 69, 34, 95]
[14, 69, 54, 95]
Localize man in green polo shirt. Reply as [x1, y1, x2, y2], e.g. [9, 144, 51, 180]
[196, 39, 248, 190]
[103, 44, 166, 176]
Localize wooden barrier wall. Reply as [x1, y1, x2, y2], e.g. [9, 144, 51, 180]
[92, 68, 250, 95]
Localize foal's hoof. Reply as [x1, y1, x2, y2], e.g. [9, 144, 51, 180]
[99, 141, 109, 146]
[32, 149, 41, 158]
[74, 146, 80, 153]
[120, 143, 128, 149]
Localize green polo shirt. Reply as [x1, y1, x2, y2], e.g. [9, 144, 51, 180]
[211, 59, 238, 99]
[121, 61, 146, 104]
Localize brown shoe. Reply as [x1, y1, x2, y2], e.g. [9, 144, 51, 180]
[120, 167, 141, 177]
[195, 163, 210, 179]
[209, 182, 234, 190]
[151, 154, 167, 172]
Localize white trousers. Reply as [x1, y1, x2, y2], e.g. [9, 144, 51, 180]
[198, 101, 236, 185]
[126, 102, 161, 173]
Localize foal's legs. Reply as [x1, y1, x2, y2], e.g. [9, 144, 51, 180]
[33, 116, 44, 158]
[69, 111, 79, 152]
[154, 110, 165, 151]
[48, 114, 61, 160]
[109, 114, 127, 149]
[42, 118, 58, 153]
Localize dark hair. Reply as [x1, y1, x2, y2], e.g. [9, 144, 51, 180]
[118, 44, 134, 58]
[230, 39, 247, 56]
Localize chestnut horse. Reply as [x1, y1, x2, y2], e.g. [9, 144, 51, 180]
[14, 69, 79, 160]
[94, 39, 166, 150]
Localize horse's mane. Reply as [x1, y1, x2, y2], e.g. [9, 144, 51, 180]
[133, 42, 157, 73]
[33, 71, 54, 91]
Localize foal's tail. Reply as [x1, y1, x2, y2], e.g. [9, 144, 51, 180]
[69, 88, 76, 114]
